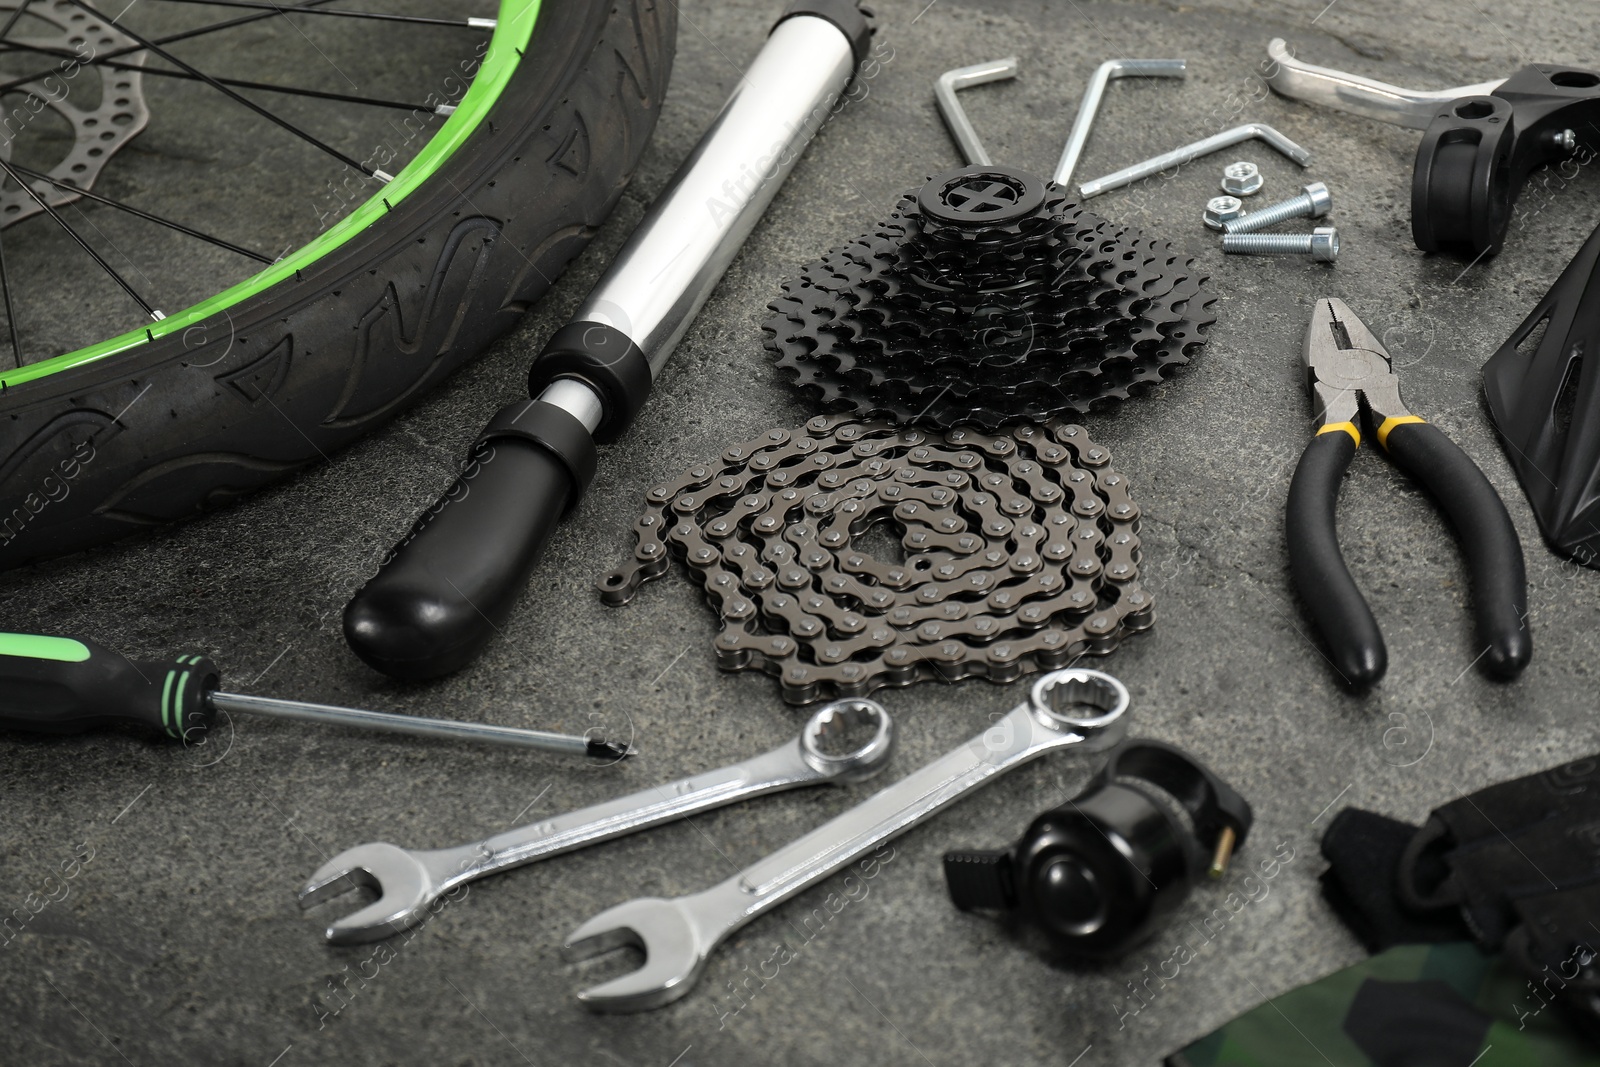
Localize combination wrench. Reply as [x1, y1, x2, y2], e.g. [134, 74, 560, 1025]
[298, 700, 895, 944]
[563, 669, 1129, 1012]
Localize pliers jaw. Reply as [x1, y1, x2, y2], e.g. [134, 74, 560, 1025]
[1301, 297, 1414, 436]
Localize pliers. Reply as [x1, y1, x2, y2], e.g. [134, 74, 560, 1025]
[1287, 298, 1531, 687]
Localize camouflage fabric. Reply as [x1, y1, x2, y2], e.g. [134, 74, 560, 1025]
[1168, 943, 1600, 1066]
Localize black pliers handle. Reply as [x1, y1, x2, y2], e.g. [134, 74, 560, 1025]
[1286, 299, 1531, 687]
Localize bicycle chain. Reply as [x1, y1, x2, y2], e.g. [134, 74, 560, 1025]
[764, 164, 1216, 430]
[598, 415, 1151, 704]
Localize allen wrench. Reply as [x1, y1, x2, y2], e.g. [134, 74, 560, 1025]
[1077, 122, 1313, 199]
[934, 56, 1188, 180]
[934, 58, 1313, 205]
[935, 56, 1018, 165]
[1054, 58, 1188, 187]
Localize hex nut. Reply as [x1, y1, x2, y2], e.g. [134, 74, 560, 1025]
[1221, 161, 1263, 196]
[1203, 196, 1246, 231]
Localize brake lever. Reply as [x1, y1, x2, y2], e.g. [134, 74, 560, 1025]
[1263, 38, 1504, 130]
[1264, 38, 1599, 258]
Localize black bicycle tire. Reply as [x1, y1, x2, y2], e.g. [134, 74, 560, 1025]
[0, 0, 676, 567]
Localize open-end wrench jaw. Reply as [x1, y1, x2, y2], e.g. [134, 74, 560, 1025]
[561, 670, 1132, 1013]
[297, 699, 896, 946]
[299, 842, 461, 945]
[564, 897, 713, 1012]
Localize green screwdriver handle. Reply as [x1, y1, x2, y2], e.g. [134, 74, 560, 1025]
[0, 633, 220, 740]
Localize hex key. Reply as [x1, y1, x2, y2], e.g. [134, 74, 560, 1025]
[935, 56, 1018, 165]
[1053, 58, 1187, 188]
[1077, 122, 1313, 199]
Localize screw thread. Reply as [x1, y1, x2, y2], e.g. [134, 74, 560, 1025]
[1225, 193, 1313, 234]
[1221, 232, 1316, 255]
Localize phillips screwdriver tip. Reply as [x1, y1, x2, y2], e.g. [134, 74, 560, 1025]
[586, 737, 637, 760]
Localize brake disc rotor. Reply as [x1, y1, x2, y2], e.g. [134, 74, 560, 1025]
[0, 0, 149, 228]
[764, 164, 1217, 430]
[598, 415, 1151, 704]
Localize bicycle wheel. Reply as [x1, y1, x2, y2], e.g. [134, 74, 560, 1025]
[0, 0, 675, 566]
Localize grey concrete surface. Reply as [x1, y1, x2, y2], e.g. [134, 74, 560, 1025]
[5, 0, 1600, 1064]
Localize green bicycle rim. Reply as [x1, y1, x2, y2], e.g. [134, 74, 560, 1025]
[0, 0, 540, 391]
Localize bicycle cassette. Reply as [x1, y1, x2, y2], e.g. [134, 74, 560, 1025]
[764, 164, 1217, 430]
[597, 415, 1151, 704]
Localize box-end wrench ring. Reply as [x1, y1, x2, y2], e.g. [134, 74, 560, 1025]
[563, 669, 1129, 1012]
[298, 699, 895, 945]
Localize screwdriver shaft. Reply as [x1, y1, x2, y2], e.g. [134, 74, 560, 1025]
[206, 691, 627, 759]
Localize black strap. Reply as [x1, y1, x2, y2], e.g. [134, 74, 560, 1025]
[1398, 754, 1600, 946]
[1320, 756, 1600, 1042]
[1320, 807, 1465, 952]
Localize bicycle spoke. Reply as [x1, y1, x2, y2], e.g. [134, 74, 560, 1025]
[0, 157, 157, 319]
[0, 0, 343, 95]
[0, 38, 454, 113]
[0, 223, 22, 367]
[149, 0, 493, 29]
[0, 0, 504, 362]
[64, 0, 391, 181]
[11, 163, 273, 263]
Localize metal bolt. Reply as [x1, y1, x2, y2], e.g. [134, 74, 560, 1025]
[1547, 128, 1578, 153]
[1223, 181, 1331, 233]
[1220, 160, 1263, 196]
[1221, 226, 1339, 263]
[1203, 195, 1245, 231]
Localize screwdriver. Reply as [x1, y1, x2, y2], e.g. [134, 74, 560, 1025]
[0, 633, 632, 760]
